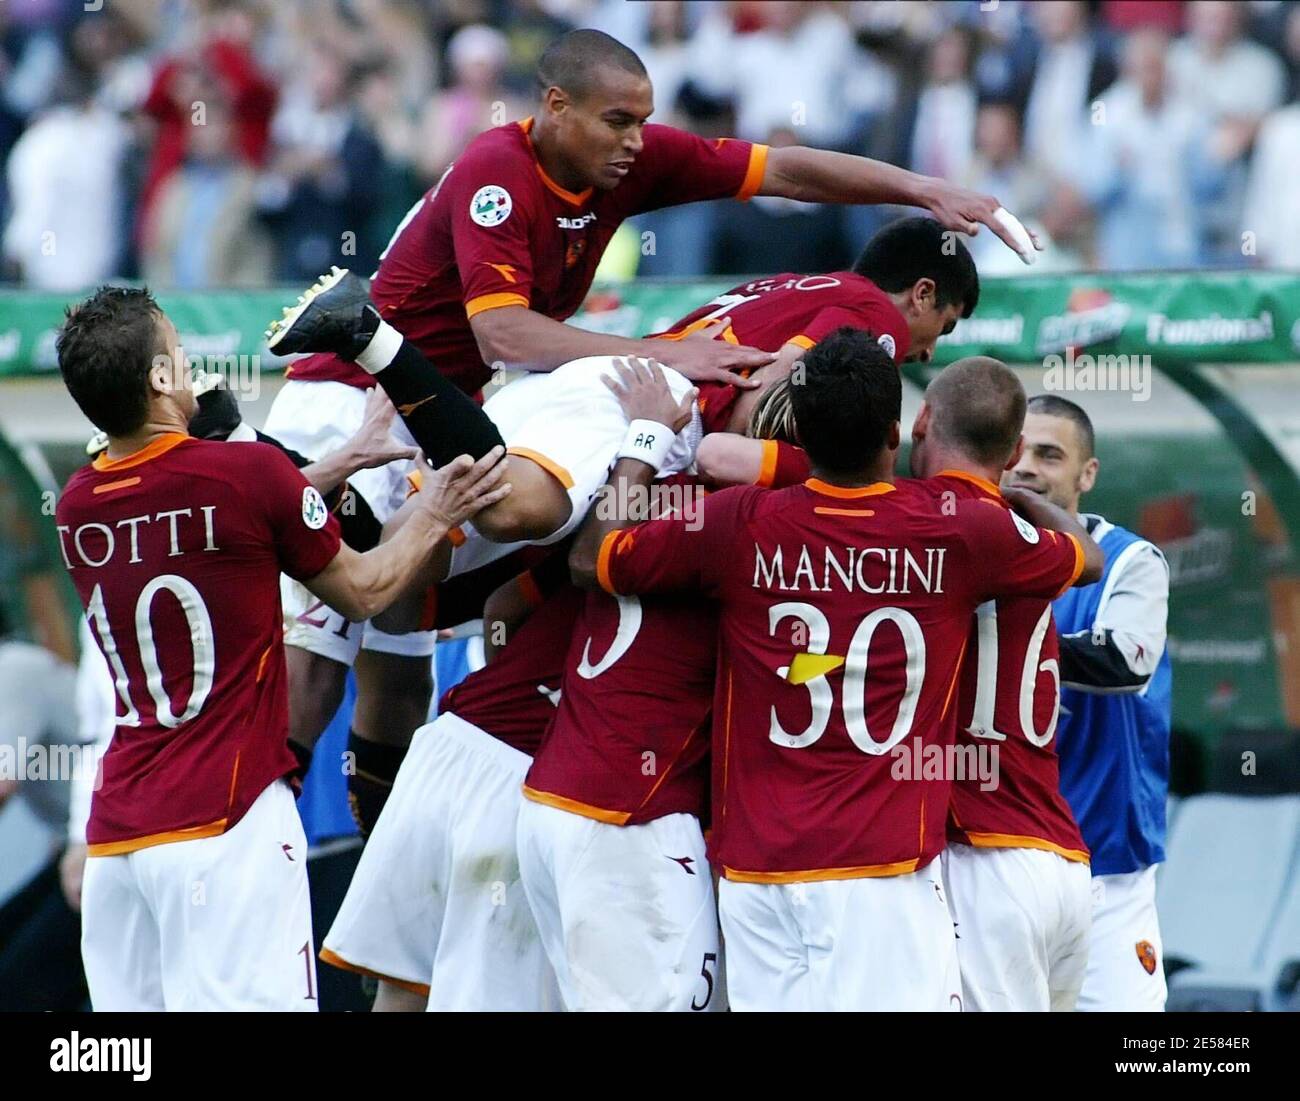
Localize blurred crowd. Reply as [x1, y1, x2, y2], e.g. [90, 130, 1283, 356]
[4, 0, 1300, 292]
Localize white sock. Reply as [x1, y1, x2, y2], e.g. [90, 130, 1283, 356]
[355, 319, 404, 375]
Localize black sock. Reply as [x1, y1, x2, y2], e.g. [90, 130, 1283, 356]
[346, 730, 408, 837]
[371, 341, 505, 466]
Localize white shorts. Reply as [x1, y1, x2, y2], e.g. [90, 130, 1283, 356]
[322, 712, 556, 1011]
[516, 799, 722, 1012]
[1077, 864, 1167, 1011]
[942, 844, 1092, 1012]
[81, 780, 316, 1011]
[446, 356, 701, 579]
[264, 378, 436, 665]
[718, 860, 961, 1012]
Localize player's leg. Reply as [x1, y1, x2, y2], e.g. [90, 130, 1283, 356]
[1076, 866, 1167, 1011]
[374, 982, 427, 1012]
[716, 879, 811, 1012]
[943, 845, 1052, 1012]
[79, 854, 165, 1011]
[266, 269, 505, 469]
[285, 646, 349, 756]
[142, 780, 317, 1010]
[802, 861, 960, 1012]
[427, 717, 554, 1011]
[514, 803, 718, 1012]
[1047, 856, 1093, 1012]
[346, 649, 434, 835]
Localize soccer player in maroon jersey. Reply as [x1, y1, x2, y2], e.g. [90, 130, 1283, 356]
[260, 27, 1033, 802]
[53, 287, 509, 1011]
[569, 331, 1101, 1011]
[323, 572, 580, 1013]
[907, 357, 1093, 1011]
[516, 364, 798, 1012]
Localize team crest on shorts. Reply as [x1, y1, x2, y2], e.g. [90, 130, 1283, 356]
[302, 486, 329, 530]
[470, 185, 512, 227]
[877, 333, 897, 359]
[1135, 939, 1158, 975]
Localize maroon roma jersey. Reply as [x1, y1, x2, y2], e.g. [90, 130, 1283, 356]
[56, 434, 341, 854]
[439, 585, 582, 757]
[649, 271, 910, 434]
[290, 119, 767, 393]
[595, 477, 1084, 883]
[922, 471, 1088, 864]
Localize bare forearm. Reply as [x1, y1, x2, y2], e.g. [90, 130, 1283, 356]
[570, 458, 655, 586]
[472, 307, 666, 372]
[300, 444, 366, 495]
[761, 145, 934, 207]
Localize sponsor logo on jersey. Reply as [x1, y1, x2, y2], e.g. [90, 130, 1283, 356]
[470, 184, 512, 227]
[1135, 939, 1158, 975]
[302, 486, 329, 530]
[556, 212, 597, 229]
[1010, 510, 1041, 544]
[877, 333, 896, 359]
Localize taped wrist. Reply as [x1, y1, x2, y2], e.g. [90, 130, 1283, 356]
[346, 731, 408, 837]
[617, 419, 675, 472]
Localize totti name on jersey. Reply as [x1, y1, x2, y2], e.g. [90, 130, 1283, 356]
[57, 506, 221, 568]
[752, 542, 948, 595]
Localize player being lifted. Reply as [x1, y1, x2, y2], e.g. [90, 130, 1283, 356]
[907, 359, 1094, 1011]
[261, 26, 1039, 822]
[53, 288, 508, 1011]
[569, 329, 1100, 1011]
[269, 217, 981, 592]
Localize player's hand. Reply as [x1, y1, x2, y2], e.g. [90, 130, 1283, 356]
[418, 445, 511, 529]
[650, 320, 773, 389]
[918, 179, 1043, 263]
[344, 388, 421, 471]
[604, 357, 696, 433]
[59, 843, 88, 913]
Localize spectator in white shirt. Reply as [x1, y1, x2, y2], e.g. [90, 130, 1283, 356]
[909, 26, 976, 183]
[1085, 29, 1221, 270]
[1022, 0, 1117, 178]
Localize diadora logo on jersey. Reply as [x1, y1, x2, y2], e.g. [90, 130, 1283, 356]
[302, 486, 329, 530]
[877, 333, 897, 359]
[470, 185, 512, 227]
[1010, 510, 1040, 544]
[556, 212, 597, 229]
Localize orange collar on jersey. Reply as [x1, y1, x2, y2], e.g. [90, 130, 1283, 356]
[803, 478, 896, 500]
[937, 468, 1003, 498]
[92, 432, 189, 472]
[518, 117, 594, 207]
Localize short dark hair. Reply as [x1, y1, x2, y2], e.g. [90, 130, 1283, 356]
[1027, 393, 1095, 458]
[57, 286, 168, 437]
[925, 356, 1026, 466]
[790, 327, 901, 477]
[854, 215, 980, 318]
[537, 29, 647, 101]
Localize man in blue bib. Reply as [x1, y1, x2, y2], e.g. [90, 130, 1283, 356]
[1006, 394, 1172, 1011]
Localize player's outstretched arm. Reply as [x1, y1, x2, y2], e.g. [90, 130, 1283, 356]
[1001, 486, 1104, 585]
[569, 359, 694, 587]
[471, 305, 771, 389]
[304, 447, 510, 621]
[298, 388, 418, 495]
[758, 146, 1043, 264]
